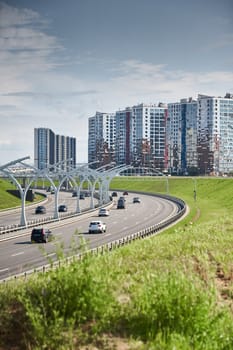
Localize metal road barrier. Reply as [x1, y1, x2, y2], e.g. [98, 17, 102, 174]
[0, 205, 101, 238]
[0, 191, 101, 239]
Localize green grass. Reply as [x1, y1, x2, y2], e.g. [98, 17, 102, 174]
[1, 177, 233, 349]
[0, 178, 22, 209]
[0, 178, 45, 210]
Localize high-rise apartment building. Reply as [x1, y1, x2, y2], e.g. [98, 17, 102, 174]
[56, 135, 76, 170]
[34, 128, 55, 170]
[115, 103, 167, 169]
[34, 128, 76, 170]
[197, 93, 233, 175]
[115, 107, 132, 165]
[167, 98, 197, 174]
[88, 112, 116, 168]
[87, 92, 233, 175]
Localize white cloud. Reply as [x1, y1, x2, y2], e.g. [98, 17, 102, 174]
[0, 2, 41, 27]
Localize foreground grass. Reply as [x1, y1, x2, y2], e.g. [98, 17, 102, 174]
[1, 177, 233, 349]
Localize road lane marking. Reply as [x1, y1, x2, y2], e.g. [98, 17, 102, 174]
[0, 268, 9, 273]
[11, 251, 24, 257]
[46, 253, 56, 257]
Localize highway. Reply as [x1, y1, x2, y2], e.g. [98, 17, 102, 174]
[0, 190, 97, 228]
[0, 192, 179, 281]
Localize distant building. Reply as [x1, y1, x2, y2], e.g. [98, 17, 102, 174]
[197, 93, 233, 175]
[115, 107, 132, 165]
[34, 128, 55, 170]
[88, 112, 116, 168]
[167, 98, 197, 174]
[87, 92, 233, 175]
[115, 103, 167, 170]
[34, 128, 76, 170]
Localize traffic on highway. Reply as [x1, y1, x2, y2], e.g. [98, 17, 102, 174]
[0, 190, 98, 229]
[0, 192, 182, 281]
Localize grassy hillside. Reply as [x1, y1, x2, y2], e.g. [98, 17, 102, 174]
[0, 178, 44, 210]
[0, 178, 22, 209]
[1, 177, 233, 350]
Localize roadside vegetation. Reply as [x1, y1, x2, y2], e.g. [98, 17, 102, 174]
[0, 178, 45, 210]
[1, 177, 233, 349]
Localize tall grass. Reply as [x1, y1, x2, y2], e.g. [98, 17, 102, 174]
[1, 177, 233, 349]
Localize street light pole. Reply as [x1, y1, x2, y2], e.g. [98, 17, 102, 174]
[192, 177, 197, 201]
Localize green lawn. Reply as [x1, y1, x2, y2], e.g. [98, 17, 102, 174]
[0, 178, 45, 210]
[1, 176, 233, 350]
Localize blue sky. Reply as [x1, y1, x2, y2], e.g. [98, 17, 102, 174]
[0, 0, 232, 165]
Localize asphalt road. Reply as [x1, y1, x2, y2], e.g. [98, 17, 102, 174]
[0, 192, 179, 281]
[0, 190, 97, 228]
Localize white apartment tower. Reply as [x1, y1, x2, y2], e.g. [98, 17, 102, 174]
[115, 103, 167, 169]
[88, 112, 116, 168]
[197, 93, 233, 175]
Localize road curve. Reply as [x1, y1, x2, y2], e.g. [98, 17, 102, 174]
[0, 192, 181, 281]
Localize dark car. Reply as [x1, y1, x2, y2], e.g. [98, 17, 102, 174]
[123, 191, 128, 195]
[72, 191, 77, 197]
[133, 197, 141, 203]
[58, 204, 68, 212]
[79, 193, 85, 200]
[111, 191, 118, 197]
[31, 227, 52, 243]
[117, 198, 126, 209]
[35, 205, 46, 214]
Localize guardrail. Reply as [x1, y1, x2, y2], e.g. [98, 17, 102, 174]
[0, 193, 187, 283]
[0, 205, 100, 238]
[0, 191, 101, 237]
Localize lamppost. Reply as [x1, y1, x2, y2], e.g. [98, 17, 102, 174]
[192, 177, 197, 201]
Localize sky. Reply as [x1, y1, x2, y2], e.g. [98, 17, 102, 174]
[0, 0, 233, 165]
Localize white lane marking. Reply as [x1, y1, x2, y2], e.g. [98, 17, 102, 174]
[0, 268, 9, 273]
[105, 233, 111, 237]
[123, 226, 128, 230]
[11, 251, 24, 257]
[46, 253, 56, 257]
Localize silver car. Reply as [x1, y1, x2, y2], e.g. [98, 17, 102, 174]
[98, 208, 110, 217]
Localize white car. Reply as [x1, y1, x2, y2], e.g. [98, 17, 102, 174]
[98, 208, 110, 217]
[88, 221, 106, 234]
